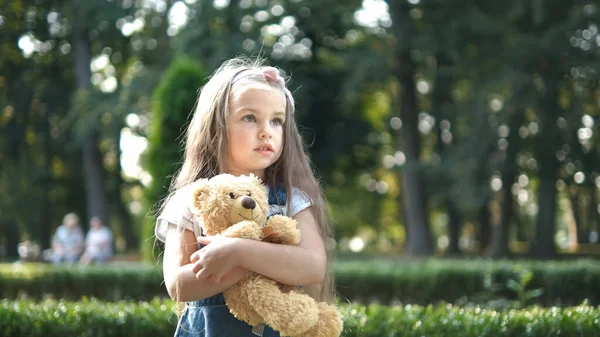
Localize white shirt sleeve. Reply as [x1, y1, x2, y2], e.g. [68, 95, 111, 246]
[289, 187, 312, 217]
[157, 185, 310, 242]
[155, 187, 200, 243]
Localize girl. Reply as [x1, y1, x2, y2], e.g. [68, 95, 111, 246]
[154, 57, 335, 337]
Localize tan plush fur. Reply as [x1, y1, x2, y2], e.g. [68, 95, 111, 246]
[190, 174, 343, 337]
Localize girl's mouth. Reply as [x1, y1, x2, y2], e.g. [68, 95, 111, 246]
[255, 143, 273, 152]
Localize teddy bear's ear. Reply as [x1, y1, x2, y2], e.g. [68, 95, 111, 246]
[189, 178, 210, 213]
[248, 173, 262, 185]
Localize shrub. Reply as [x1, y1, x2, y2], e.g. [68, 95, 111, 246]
[2, 259, 599, 307]
[0, 298, 175, 337]
[0, 263, 165, 301]
[340, 302, 600, 337]
[334, 258, 600, 307]
[2, 299, 599, 337]
[141, 57, 208, 262]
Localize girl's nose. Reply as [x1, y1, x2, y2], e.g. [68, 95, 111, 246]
[259, 128, 272, 139]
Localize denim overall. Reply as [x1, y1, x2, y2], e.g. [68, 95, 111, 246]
[174, 186, 287, 337]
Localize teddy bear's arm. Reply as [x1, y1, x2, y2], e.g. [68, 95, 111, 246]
[221, 220, 263, 241]
[262, 215, 301, 245]
[245, 276, 319, 336]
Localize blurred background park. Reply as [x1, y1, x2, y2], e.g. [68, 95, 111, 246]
[2, 0, 600, 336]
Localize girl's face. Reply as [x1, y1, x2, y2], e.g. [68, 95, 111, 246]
[225, 82, 286, 180]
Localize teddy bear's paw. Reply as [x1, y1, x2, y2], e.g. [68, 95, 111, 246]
[264, 215, 300, 245]
[259, 292, 319, 337]
[293, 302, 343, 337]
[224, 281, 265, 326]
[221, 220, 263, 240]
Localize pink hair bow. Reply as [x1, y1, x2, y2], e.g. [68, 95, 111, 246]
[262, 68, 280, 83]
[262, 67, 295, 111]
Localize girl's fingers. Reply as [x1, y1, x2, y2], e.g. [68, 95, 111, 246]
[197, 236, 215, 245]
[196, 268, 210, 280]
[190, 251, 199, 262]
[211, 273, 223, 284]
[191, 262, 200, 274]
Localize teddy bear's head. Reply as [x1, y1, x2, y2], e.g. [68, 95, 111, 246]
[190, 174, 269, 236]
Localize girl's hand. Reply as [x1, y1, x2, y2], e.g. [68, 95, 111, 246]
[190, 236, 240, 283]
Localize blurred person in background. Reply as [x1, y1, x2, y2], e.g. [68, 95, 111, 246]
[47, 212, 84, 264]
[18, 240, 41, 262]
[79, 216, 113, 266]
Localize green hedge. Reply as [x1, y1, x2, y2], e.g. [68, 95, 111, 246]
[334, 258, 600, 307]
[341, 302, 600, 337]
[0, 299, 174, 337]
[2, 299, 599, 337]
[0, 263, 166, 301]
[2, 259, 600, 306]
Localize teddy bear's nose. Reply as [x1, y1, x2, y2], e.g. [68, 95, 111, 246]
[241, 197, 256, 210]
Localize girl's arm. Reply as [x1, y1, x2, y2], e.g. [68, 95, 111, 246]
[163, 225, 249, 302]
[192, 207, 326, 286]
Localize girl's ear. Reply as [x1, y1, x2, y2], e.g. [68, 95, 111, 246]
[189, 179, 210, 213]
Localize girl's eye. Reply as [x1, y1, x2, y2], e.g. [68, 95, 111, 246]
[243, 115, 256, 122]
[272, 118, 284, 126]
[229, 192, 235, 199]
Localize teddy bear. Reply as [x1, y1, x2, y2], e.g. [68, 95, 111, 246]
[189, 173, 343, 337]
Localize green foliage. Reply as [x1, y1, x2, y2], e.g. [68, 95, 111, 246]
[145, 56, 207, 205]
[0, 0, 140, 249]
[141, 57, 208, 262]
[475, 264, 545, 310]
[2, 259, 600, 308]
[504, 265, 544, 308]
[334, 258, 600, 307]
[0, 263, 166, 301]
[325, 181, 390, 240]
[2, 298, 600, 337]
[340, 301, 600, 337]
[0, 298, 175, 337]
[4, 0, 600, 264]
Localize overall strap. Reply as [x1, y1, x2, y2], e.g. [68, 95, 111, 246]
[267, 185, 286, 206]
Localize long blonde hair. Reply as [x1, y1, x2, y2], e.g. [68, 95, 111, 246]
[167, 56, 335, 302]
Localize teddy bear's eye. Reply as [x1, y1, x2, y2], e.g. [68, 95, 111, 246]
[229, 192, 235, 199]
[246, 190, 251, 196]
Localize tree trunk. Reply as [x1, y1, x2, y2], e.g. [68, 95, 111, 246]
[515, 211, 528, 242]
[478, 197, 492, 253]
[82, 133, 109, 226]
[73, 6, 108, 226]
[587, 179, 598, 242]
[40, 100, 53, 249]
[431, 51, 461, 256]
[531, 76, 559, 259]
[491, 168, 514, 258]
[395, 51, 432, 256]
[0, 218, 19, 259]
[532, 165, 559, 258]
[569, 186, 587, 244]
[491, 109, 522, 258]
[387, 0, 433, 256]
[446, 199, 461, 255]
